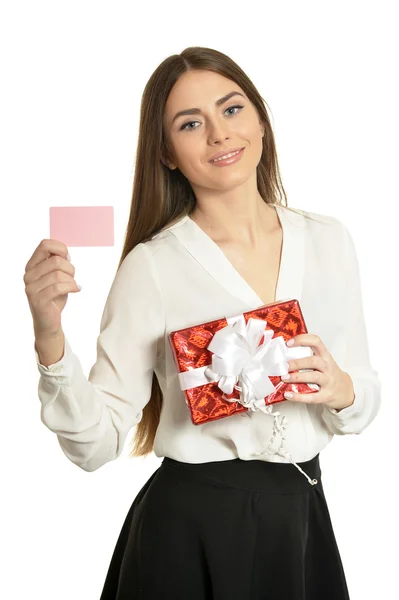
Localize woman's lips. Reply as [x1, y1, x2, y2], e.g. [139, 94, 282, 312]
[209, 147, 245, 167]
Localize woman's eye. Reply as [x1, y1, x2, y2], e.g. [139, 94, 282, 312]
[225, 105, 244, 116]
[180, 121, 199, 131]
[180, 105, 244, 131]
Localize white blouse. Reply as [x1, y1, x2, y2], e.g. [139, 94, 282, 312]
[34, 204, 381, 484]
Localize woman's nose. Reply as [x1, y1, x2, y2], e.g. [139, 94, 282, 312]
[208, 124, 231, 145]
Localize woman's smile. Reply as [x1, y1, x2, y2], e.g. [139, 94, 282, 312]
[208, 147, 245, 167]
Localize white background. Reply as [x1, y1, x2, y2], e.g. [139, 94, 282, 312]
[1, 1, 397, 598]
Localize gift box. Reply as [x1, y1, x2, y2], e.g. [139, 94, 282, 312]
[168, 298, 319, 425]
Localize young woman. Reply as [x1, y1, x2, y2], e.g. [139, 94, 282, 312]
[25, 47, 381, 599]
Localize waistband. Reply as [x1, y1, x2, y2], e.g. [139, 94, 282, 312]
[161, 454, 321, 494]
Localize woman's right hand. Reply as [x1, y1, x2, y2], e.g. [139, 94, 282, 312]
[24, 239, 82, 338]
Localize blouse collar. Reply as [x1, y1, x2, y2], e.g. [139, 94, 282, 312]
[165, 204, 306, 310]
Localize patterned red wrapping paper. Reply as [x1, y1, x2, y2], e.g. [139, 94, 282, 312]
[168, 298, 318, 425]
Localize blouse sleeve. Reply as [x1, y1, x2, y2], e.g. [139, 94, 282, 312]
[321, 220, 382, 435]
[34, 242, 164, 472]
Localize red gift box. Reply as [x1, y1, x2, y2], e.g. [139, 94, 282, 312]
[168, 298, 318, 425]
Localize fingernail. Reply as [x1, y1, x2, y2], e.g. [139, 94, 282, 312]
[67, 252, 71, 261]
[281, 374, 291, 380]
[284, 392, 294, 398]
[77, 284, 82, 290]
[286, 339, 295, 346]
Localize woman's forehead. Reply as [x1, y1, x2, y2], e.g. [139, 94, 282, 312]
[164, 71, 246, 122]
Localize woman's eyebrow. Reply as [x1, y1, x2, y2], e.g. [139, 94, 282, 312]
[171, 91, 245, 124]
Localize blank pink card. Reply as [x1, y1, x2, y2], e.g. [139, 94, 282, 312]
[49, 206, 114, 247]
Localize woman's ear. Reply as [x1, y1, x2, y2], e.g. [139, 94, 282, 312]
[161, 156, 176, 171]
[161, 157, 177, 170]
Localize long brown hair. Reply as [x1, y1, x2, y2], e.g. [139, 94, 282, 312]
[117, 46, 313, 459]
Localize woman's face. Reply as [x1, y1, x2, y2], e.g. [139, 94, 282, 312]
[162, 69, 264, 192]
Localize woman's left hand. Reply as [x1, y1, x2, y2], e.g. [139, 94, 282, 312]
[282, 333, 355, 411]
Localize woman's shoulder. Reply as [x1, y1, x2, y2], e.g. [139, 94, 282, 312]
[283, 205, 347, 238]
[287, 205, 342, 224]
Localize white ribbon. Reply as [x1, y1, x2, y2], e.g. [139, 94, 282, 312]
[178, 313, 316, 413]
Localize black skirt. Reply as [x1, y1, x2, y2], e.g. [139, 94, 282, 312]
[99, 453, 350, 599]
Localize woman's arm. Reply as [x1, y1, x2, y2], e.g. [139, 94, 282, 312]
[321, 221, 382, 435]
[35, 242, 164, 471]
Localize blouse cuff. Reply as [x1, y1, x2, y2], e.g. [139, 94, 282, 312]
[34, 336, 75, 383]
[321, 376, 367, 435]
[323, 386, 363, 420]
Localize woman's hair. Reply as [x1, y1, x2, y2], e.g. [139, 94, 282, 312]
[117, 46, 314, 459]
